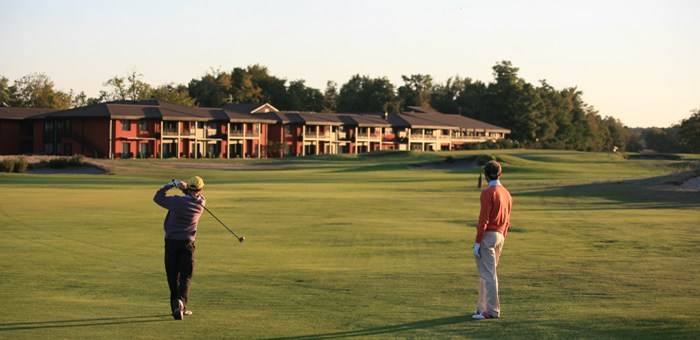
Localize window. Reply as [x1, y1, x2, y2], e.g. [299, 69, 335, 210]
[44, 143, 54, 154]
[165, 121, 177, 134]
[197, 122, 204, 129]
[138, 120, 148, 132]
[63, 120, 72, 136]
[64, 143, 72, 155]
[139, 143, 149, 158]
[44, 121, 54, 135]
[122, 142, 131, 158]
[121, 120, 131, 131]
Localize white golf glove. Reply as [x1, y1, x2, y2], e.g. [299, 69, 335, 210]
[473, 242, 481, 259]
[168, 179, 181, 188]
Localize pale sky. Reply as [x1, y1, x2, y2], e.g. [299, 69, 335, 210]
[1, 0, 698, 127]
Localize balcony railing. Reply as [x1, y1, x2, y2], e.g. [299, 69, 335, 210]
[305, 132, 329, 138]
[180, 130, 195, 136]
[410, 134, 437, 140]
[163, 129, 178, 135]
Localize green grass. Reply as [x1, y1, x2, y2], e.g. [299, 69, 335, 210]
[1, 150, 699, 339]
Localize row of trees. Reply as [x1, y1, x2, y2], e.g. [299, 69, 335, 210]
[1, 63, 697, 153]
[626, 110, 700, 153]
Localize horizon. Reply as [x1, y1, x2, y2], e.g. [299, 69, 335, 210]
[1, 0, 698, 128]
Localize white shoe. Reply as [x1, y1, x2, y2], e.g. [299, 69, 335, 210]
[472, 312, 498, 320]
[172, 299, 184, 320]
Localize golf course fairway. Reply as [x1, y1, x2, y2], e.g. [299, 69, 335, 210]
[1, 150, 699, 339]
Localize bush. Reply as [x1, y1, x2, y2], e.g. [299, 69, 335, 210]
[1, 159, 16, 173]
[47, 155, 85, 168]
[14, 157, 28, 173]
[461, 139, 521, 150]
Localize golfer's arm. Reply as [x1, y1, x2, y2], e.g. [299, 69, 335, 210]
[153, 185, 178, 209]
[475, 193, 490, 243]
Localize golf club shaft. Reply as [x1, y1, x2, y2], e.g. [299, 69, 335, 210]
[202, 205, 241, 239]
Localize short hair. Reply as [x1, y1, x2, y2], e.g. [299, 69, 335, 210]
[483, 160, 502, 180]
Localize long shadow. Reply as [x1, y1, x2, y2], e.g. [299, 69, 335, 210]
[0, 314, 171, 331]
[517, 170, 700, 209]
[266, 315, 471, 340]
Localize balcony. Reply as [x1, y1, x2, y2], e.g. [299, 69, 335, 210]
[180, 130, 196, 136]
[410, 134, 437, 140]
[304, 132, 328, 139]
[163, 129, 179, 136]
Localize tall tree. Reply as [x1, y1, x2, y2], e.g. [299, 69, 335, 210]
[430, 76, 465, 114]
[286, 80, 323, 111]
[188, 70, 231, 107]
[486, 61, 543, 143]
[337, 75, 399, 112]
[397, 74, 433, 110]
[0, 76, 11, 106]
[230, 67, 262, 103]
[678, 108, 700, 152]
[246, 64, 288, 108]
[151, 84, 196, 106]
[104, 71, 152, 101]
[10, 73, 72, 108]
[322, 81, 338, 112]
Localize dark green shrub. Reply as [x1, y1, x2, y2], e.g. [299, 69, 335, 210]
[48, 155, 85, 168]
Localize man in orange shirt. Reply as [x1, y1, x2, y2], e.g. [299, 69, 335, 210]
[472, 160, 512, 320]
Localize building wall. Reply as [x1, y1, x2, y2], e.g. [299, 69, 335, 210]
[0, 120, 21, 154]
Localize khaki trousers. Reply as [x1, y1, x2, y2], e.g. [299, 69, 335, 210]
[475, 231, 504, 317]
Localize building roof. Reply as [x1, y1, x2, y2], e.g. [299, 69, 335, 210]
[0, 107, 59, 120]
[339, 113, 393, 127]
[6, 101, 510, 133]
[223, 103, 279, 123]
[37, 101, 280, 123]
[397, 111, 510, 132]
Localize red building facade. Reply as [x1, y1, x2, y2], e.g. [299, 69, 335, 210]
[0, 101, 510, 158]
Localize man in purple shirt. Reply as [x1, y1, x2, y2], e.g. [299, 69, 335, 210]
[153, 176, 205, 320]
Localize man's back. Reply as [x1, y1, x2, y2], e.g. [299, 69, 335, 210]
[153, 185, 205, 241]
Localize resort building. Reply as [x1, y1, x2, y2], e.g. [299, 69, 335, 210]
[0, 101, 510, 158]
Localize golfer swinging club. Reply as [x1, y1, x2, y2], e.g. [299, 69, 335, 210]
[472, 160, 512, 320]
[153, 176, 205, 320]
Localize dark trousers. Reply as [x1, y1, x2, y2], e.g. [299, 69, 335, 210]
[164, 238, 195, 310]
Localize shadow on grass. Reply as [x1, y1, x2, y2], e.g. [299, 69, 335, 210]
[518, 170, 700, 209]
[0, 314, 172, 331]
[266, 315, 471, 339]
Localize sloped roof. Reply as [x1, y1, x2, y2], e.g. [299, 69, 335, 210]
[6, 101, 510, 133]
[38, 101, 278, 123]
[397, 111, 510, 132]
[0, 107, 59, 120]
[275, 111, 346, 125]
[338, 113, 392, 127]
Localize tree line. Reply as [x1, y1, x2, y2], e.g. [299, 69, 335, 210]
[1, 62, 697, 153]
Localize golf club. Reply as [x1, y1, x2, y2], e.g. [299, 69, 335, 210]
[171, 179, 245, 242]
[202, 205, 246, 243]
